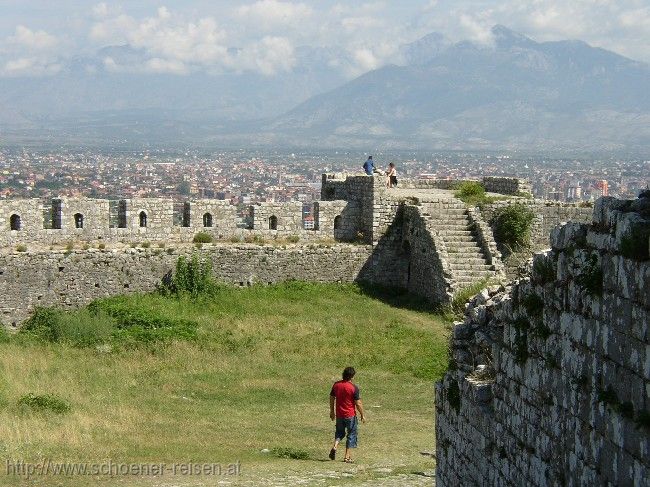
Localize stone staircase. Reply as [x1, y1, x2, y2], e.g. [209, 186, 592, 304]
[419, 202, 499, 291]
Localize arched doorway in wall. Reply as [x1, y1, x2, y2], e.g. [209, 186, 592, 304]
[139, 211, 148, 228]
[402, 240, 412, 287]
[74, 213, 84, 229]
[9, 214, 21, 231]
[203, 213, 213, 228]
[334, 215, 342, 230]
[269, 215, 278, 230]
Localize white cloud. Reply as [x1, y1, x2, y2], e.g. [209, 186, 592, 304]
[235, 0, 312, 30]
[1, 26, 62, 77]
[7, 25, 59, 51]
[2, 57, 61, 76]
[233, 36, 296, 75]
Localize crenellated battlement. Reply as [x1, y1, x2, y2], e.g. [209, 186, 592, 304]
[0, 173, 595, 326]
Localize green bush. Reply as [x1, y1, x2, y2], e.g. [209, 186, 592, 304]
[286, 235, 300, 244]
[141, 241, 151, 249]
[532, 258, 555, 283]
[16, 244, 27, 252]
[620, 225, 650, 261]
[454, 181, 486, 205]
[18, 393, 70, 414]
[20, 307, 115, 346]
[270, 447, 310, 460]
[492, 204, 536, 249]
[0, 326, 10, 343]
[575, 254, 603, 296]
[162, 254, 215, 297]
[447, 278, 491, 319]
[193, 232, 214, 244]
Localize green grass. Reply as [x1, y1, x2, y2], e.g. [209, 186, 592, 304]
[0, 282, 448, 486]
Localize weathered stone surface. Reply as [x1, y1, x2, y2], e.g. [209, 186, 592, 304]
[435, 195, 650, 487]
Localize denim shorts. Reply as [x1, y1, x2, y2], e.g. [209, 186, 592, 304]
[335, 416, 358, 448]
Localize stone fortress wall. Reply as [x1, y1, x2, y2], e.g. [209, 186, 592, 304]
[0, 174, 592, 326]
[435, 196, 650, 485]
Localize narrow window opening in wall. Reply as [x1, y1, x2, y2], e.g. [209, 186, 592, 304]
[269, 215, 278, 230]
[139, 211, 147, 228]
[203, 212, 213, 228]
[10, 214, 21, 231]
[58, 267, 64, 272]
[95, 283, 100, 288]
[334, 215, 342, 230]
[124, 283, 130, 288]
[74, 213, 84, 229]
[239, 281, 245, 287]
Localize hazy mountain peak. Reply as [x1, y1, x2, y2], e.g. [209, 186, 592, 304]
[491, 25, 537, 49]
[400, 32, 450, 65]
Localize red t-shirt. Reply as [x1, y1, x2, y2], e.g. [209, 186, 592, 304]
[330, 380, 360, 418]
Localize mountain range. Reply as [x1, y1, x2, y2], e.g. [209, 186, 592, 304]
[1, 25, 649, 150]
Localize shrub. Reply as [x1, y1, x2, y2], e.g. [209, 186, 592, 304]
[98, 243, 106, 250]
[16, 244, 27, 252]
[65, 241, 74, 251]
[620, 225, 650, 261]
[575, 254, 603, 296]
[193, 232, 214, 244]
[286, 235, 300, 244]
[20, 307, 115, 346]
[270, 447, 310, 460]
[447, 278, 491, 319]
[0, 326, 10, 343]
[162, 254, 215, 297]
[18, 393, 70, 414]
[522, 293, 544, 317]
[492, 204, 536, 249]
[532, 257, 555, 283]
[141, 241, 151, 249]
[454, 181, 486, 206]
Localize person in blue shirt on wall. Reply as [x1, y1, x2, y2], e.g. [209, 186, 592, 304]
[363, 156, 375, 175]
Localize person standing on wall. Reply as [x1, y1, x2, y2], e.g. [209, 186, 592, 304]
[329, 367, 366, 463]
[363, 156, 375, 175]
[386, 162, 397, 188]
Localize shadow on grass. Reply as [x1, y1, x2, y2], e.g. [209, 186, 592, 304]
[356, 281, 438, 315]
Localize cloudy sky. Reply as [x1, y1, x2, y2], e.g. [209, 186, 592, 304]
[0, 0, 648, 78]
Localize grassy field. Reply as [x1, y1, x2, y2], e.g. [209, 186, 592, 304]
[0, 281, 450, 486]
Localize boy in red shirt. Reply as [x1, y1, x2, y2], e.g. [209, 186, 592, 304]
[329, 367, 365, 463]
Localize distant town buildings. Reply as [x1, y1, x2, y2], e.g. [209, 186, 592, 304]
[0, 149, 646, 214]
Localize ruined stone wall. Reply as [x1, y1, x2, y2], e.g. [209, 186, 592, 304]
[399, 205, 450, 303]
[0, 243, 375, 326]
[482, 176, 532, 196]
[480, 200, 593, 248]
[435, 196, 650, 486]
[397, 176, 530, 195]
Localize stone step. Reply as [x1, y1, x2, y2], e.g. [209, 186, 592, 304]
[446, 256, 489, 264]
[453, 272, 495, 280]
[439, 235, 476, 243]
[437, 234, 473, 241]
[446, 253, 486, 260]
[447, 263, 492, 271]
[445, 242, 482, 249]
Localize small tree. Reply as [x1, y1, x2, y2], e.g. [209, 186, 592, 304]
[167, 254, 215, 296]
[492, 204, 535, 249]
